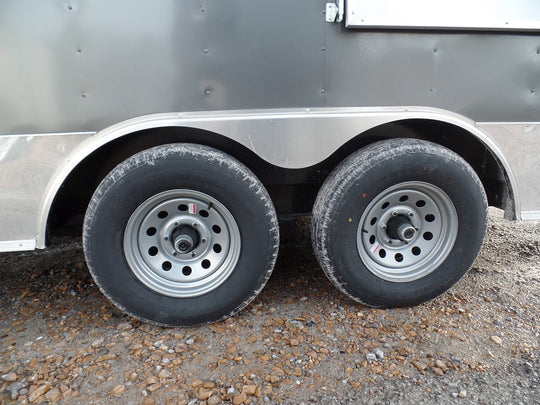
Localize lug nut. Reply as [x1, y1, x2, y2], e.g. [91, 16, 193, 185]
[381, 224, 387, 230]
[408, 212, 414, 217]
[392, 211, 398, 217]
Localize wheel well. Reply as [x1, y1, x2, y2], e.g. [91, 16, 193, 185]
[320, 119, 514, 218]
[48, 119, 515, 239]
[47, 126, 316, 238]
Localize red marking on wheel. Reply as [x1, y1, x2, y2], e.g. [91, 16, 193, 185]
[372, 244, 380, 254]
[362, 193, 367, 198]
[189, 203, 196, 214]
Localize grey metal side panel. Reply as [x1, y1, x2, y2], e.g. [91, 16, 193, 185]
[1, 0, 539, 134]
[0, 133, 92, 246]
[325, 28, 540, 123]
[346, 0, 540, 31]
[0, 0, 327, 134]
[477, 123, 540, 216]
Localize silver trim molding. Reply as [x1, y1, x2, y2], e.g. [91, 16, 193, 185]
[521, 211, 540, 221]
[33, 107, 523, 249]
[0, 240, 36, 252]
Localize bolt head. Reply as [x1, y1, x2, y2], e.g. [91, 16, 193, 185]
[392, 211, 398, 217]
[382, 224, 387, 230]
[408, 212, 414, 217]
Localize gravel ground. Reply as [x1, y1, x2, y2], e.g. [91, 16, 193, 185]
[0, 209, 538, 405]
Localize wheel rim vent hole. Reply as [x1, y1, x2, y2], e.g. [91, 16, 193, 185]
[182, 266, 192, 276]
[416, 200, 426, 207]
[369, 235, 376, 244]
[148, 246, 158, 256]
[370, 217, 377, 226]
[158, 211, 168, 219]
[202, 259, 211, 269]
[381, 202, 390, 209]
[213, 244, 222, 253]
[200, 210, 209, 218]
[212, 225, 221, 234]
[425, 214, 435, 222]
[378, 249, 386, 258]
[162, 261, 172, 271]
[395, 253, 403, 262]
[178, 204, 188, 212]
[423, 232, 433, 240]
[399, 195, 409, 202]
[146, 227, 157, 236]
[412, 246, 421, 256]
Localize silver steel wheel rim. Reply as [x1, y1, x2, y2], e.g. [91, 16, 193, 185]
[357, 181, 458, 282]
[124, 189, 241, 297]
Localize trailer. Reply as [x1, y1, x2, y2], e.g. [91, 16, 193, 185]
[1, 0, 539, 326]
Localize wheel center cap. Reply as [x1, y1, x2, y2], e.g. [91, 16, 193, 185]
[171, 225, 200, 254]
[386, 215, 416, 242]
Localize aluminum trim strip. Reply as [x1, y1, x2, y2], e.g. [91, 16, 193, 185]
[34, 107, 522, 248]
[521, 211, 540, 220]
[0, 239, 36, 252]
[0, 131, 96, 138]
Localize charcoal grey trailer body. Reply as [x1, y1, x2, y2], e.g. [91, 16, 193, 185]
[0, 0, 538, 325]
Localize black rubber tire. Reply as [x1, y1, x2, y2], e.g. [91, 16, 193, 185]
[83, 144, 279, 326]
[312, 139, 488, 307]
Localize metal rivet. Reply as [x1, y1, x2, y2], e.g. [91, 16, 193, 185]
[408, 212, 414, 217]
[433, 48, 438, 53]
[204, 90, 211, 96]
[429, 88, 434, 92]
[381, 224, 387, 230]
[392, 211, 397, 217]
[81, 92, 87, 98]
[203, 49, 209, 54]
[164, 236, 169, 241]
[77, 48, 82, 53]
[68, 5, 73, 10]
[536, 48, 540, 55]
[192, 223, 198, 227]
[320, 89, 325, 94]
[531, 89, 536, 94]
[201, 239, 206, 243]
[201, 7, 205, 12]
[321, 46, 326, 51]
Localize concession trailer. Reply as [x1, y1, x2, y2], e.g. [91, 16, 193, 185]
[0, 0, 539, 326]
